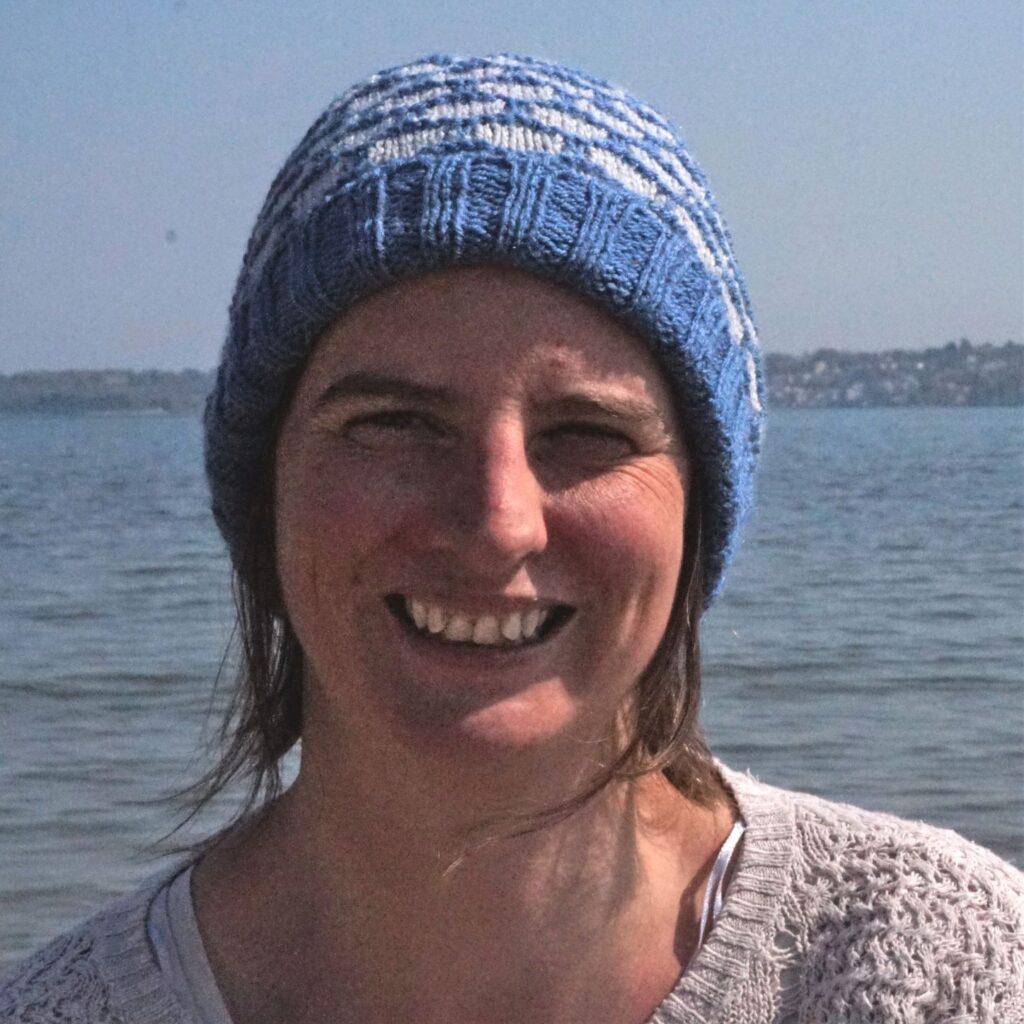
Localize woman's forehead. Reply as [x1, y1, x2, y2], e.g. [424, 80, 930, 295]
[303, 266, 674, 399]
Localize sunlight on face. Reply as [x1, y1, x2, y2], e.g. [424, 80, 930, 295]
[275, 266, 689, 765]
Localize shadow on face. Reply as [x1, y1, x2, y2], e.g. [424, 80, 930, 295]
[272, 266, 692, 765]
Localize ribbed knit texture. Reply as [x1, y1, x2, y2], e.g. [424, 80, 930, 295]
[203, 54, 766, 605]
[4, 770, 1023, 1023]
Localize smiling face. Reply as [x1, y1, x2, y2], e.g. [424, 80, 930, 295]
[274, 266, 690, 765]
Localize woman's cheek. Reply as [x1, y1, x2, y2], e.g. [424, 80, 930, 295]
[556, 461, 687, 577]
[300, 444, 439, 532]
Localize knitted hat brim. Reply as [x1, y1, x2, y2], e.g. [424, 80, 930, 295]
[204, 151, 760, 606]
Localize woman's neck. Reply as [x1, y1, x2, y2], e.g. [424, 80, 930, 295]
[192, 747, 735, 1024]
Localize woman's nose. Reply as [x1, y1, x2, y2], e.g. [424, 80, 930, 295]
[434, 423, 548, 572]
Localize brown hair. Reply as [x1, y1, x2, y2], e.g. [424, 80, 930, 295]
[174, 428, 728, 847]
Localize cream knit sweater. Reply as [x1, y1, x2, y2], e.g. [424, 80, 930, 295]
[3, 768, 1022, 1024]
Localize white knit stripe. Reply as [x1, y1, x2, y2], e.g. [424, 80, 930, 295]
[472, 122, 564, 154]
[586, 146, 660, 200]
[328, 76, 627, 166]
[640, 150, 752, 342]
[358, 83, 457, 120]
[339, 98, 508, 154]
[490, 64, 604, 109]
[535, 73, 653, 130]
[610, 97, 676, 144]
[581, 140, 724, 294]
[263, 97, 625, 260]
[414, 99, 507, 122]
[654, 146, 708, 202]
[342, 81, 404, 116]
[630, 144, 704, 213]
[344, 80, 411, 116]
[536, 70, 674, 147]
[458, 65, 511, 83]
[745, 349, 763, 412]
[495, 65, 597, 103]
[622, 143, 755, 343]
[345, 62, 672, 161]
[323, 101, 439, 156]
[367, 126, 450, 164]
[478, 80, 556, 102]
[327, 123, 375, 155]
[354, 77, 556, 120]
[574, 97, 645, 141]
[239, 161, 343, 296]
[343, 63, 490, 115]
[328, 76, 689, 207]
[675, 187, 745, 307]
[529, 105, 607, 142]
[719, 278, 744, 343]
[380, 57, 451, 83]
[615, 144, 737, 302]
[722, 268, 758, 348]
[629, 150, 743, 317]
[669, 204, 719, 278]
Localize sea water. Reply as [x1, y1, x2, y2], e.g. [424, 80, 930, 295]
[1, 407, 1021, 964]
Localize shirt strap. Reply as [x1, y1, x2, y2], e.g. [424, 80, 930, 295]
[696, 819, 746, 949]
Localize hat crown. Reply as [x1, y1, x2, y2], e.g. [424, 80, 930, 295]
[240, 54, 757, 360]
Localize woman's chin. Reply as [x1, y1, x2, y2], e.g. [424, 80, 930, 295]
[383, 674, 582, 757]
[453, 691, 579, 752]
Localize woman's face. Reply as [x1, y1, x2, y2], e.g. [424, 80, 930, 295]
[275, 266, 689, 761]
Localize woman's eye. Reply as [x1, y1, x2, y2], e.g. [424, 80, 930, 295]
[344, 411, 442, 443]
[537, 424, 637, 460]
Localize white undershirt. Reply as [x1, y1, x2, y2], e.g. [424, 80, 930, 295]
[146, 864, 234, 1024]
[146, 821, 746, 1023]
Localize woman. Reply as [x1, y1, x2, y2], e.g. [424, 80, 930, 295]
[2, 53, 1021, 1024]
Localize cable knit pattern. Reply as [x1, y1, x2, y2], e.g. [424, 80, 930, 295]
[0, 932, 117, 1023]
[3, 770, 1022, 1023]
[651, 773, 1024, 1024]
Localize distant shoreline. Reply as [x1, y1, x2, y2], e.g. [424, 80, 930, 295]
[1, 340, 1020, 411]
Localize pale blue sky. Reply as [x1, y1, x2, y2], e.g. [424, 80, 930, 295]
[2, 0, 1021, 371]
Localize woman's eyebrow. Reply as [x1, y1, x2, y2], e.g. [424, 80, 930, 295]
[315, 371, 457, 409]
[540, 392, 669, 427]
[314, 375, 668, 427]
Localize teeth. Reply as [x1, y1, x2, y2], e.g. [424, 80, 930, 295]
[443, 614, 474, 642]
[500, 611, 522, 641]
[472, 615, 501, 644]
[409, 598, 428, 629]
[400, 599, 556, 646]
[522, 607, 542, 638]
[426, 605, 447, 634]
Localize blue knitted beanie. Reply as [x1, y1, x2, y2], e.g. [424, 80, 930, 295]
[205, 53, 765, 606]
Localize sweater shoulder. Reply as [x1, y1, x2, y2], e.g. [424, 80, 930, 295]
[725, 768, 1024, 1021]
[727, 766, 1024, 901]
[0, 872, 184, 1024]
[789, 778, 1023, 901]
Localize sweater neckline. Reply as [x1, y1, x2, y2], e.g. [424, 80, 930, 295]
[646, 766, 796, 1023]
[91, 766, 795, 1024]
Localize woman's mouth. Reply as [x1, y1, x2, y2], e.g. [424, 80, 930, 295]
[385, 595, 575, 648]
